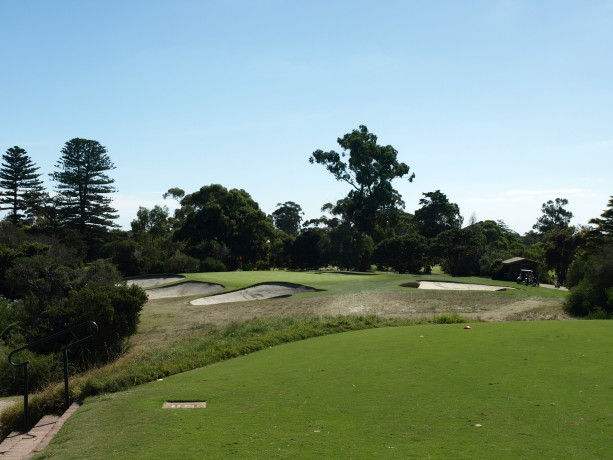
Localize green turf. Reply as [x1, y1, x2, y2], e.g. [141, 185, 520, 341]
[36, 320, 613, 459]
[179, 270, 567, 300]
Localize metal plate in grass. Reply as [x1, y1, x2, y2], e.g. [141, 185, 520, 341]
[163, 401, 207, 409]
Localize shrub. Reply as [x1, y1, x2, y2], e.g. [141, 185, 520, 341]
[564, 245, 613, 317]
[163, 250, 200, 273]
[200, 257, 227, 272]
[374, 233, 427, 274]
[0, 346, 62, 396]
[49, 282, 148, 364]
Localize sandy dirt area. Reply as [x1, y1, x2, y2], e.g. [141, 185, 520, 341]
[418, 281, 509, 291]
[190, 282, 318, 305]
[134, 290, 566, 350]
[146, 281, 224, 300]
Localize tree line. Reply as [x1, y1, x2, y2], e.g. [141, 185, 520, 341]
[0, 139, 145, 395]
[0, 128, 611, 388]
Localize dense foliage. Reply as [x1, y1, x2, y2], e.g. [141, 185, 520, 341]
[564, 198, 613, 317]
[0, 257, 147, 395]
[0, 131, 608, 402]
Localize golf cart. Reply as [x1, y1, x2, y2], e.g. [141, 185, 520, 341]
[516, 269, 539, 287]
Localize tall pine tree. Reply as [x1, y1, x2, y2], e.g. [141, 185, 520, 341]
[0, 146, 46, 225]
[51, 138, 118, 233]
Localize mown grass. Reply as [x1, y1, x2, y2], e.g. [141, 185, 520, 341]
[0, 271, 569, 442]
[1, 315, 460, 439]
[178, 270, 566, 300]
[34, 320, 613, 459]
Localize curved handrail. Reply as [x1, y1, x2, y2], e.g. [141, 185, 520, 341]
[7, 320, 99, 433]
[8, 320, 99, 366]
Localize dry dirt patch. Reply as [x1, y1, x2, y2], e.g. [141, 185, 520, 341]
[134, 288, 567, 349]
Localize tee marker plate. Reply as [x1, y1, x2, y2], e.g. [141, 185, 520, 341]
[163, 401, 207, 409]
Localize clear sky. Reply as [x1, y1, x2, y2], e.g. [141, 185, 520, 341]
[1, 0, 611, 234]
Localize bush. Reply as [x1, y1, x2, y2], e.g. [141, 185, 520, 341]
[564, 245, 613, 317]
[0, 346, 62, 396]
[50, 282, 148, 363]
[0, 260, 148, 394]
[163, 250, 200, 273]
[200, 257, 227, 272]
[374, 233, 427, 274]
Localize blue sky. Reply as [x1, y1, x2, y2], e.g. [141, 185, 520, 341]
[1, 0, 611, 234]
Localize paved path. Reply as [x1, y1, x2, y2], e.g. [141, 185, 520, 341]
[0, 402, 79, 459]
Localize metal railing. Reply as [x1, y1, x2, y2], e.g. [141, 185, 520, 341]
[7, 321, 98, 433]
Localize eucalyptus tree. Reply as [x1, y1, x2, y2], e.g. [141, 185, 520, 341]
[0, 146, 46, 225]
[174, 184, 277, 269]
[272, 201, 304, 236]
[309, 125, 414, 240]
[413, 190, 463, 239]
[533, 198, 573, 234]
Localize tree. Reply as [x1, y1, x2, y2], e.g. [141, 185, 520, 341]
[374, 231, 427, 273]
[309, 125, 414, 239]
[0, 146, 46, 226]
[131, 205, 172, 240]
[289, 227, 329, 269]
[272, 201, 304, 236]
[174, 184, 277, 269]
[533, 198, 573, 234]
[588, 196, 613, 242]
[413, 190, 463, 239]
[162, 187, 185, 202]
[323, 223, 374, 271]
[432, 226, 486, 276]
[565, 245, 613, 317]
[543, 228, 579, 285]
[50, 138, 118, 233]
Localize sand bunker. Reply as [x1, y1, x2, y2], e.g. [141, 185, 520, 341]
[146, 281, 224, 300]
[191, 282, 318, 305]
[128, 275, 185, 288]
[418, 281, 508, 291]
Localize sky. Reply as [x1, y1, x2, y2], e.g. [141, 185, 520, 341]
[1, 0, 611, 235]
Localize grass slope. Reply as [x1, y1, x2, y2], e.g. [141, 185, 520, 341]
[136, 271, 567, 347]
[36, 320, 613, 459]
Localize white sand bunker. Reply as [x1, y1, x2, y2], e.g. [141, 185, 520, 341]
[128, 275, 185, 288]
[418, 281, 509, 291]
[146, 281, 224, 300]
[191, 282, 318, 305]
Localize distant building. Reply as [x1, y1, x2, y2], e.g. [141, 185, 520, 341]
[498, 257, 539, 281]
